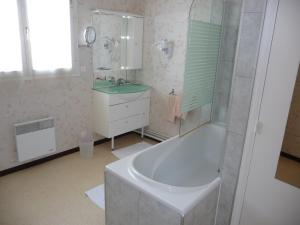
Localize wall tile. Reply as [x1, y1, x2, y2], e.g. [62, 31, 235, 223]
[105, 170, 182, 225]
[106, 170, 220, 225]
[216, 132, 244, 225]
[223, 1, 242, 27]
[211, 0, 224, 25]
[235, 12, 264, 78]
[216, 3, 266, 225]
[220, 60, 235, 82]
[243, 0, 267, 13]
[220, 26, 239, 63]
[222, 132, 245, 177]
[183, 187, 219, 225]
[216, 184, 234, 225]
[105, 171, 140, 225]
[138, 192, 182, 225]
[228, 76, 253, 135]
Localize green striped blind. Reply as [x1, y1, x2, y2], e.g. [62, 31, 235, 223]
[181, 20, 221, 113]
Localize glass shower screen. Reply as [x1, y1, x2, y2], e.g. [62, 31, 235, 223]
[180, 0, 223, 135]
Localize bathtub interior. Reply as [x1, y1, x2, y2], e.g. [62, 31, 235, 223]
[132, 124, 226, 187]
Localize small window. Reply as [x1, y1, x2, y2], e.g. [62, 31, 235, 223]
[0, 0, 76, 76]
[26, 0, 72, 71]
[0, 0, 23, 73]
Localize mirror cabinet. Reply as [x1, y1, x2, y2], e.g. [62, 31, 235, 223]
[91, 10, 144, 72]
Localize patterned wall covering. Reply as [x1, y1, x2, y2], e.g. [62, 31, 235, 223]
[136, 0, 193, 138]
[137, 0, 226, 138]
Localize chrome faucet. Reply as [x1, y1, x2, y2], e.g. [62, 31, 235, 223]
[108, 76, 116, 85]
[116, 78, 126, 86]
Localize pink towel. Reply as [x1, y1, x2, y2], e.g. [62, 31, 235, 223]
[167, 95, 182, 123]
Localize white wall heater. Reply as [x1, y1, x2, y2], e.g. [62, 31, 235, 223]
[15, 117, 56, 162]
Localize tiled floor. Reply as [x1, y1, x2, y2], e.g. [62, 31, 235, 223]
[0, 133, 156, 225]
[276, 155, 300, 189]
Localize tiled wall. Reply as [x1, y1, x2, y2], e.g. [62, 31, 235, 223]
[0, 0, 145, 171]
[183, 187, 219, 225]
[213, 0, 243, 123]
[105, 170, 182, 225]
[216, 0, 267, 224]
[136, 0, 193, 138]
[105, 170, 219, 225]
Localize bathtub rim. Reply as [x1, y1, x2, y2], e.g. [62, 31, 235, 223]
[106, 163, 221, 216]
[129, 134, 207, 192]
[128, 138, 218, 192]
[128, 124, 222, 192]
[105, 124, 223, 216]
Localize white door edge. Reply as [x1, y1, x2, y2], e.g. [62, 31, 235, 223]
[230, 1, 280, 225]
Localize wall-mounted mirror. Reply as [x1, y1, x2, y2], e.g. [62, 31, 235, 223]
[92, 10, 143, 72]
[84, 26, 97, 47]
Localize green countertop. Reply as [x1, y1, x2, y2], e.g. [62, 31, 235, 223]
[93, 80, 150, 94]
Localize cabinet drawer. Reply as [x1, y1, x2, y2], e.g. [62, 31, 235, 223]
[109, 114, 148, 137]
[109, 99, 150, 122]
[108, 90, 150, 105]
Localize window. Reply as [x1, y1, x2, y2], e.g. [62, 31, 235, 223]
[0, 0, 75, 76]
[0, 0, 23, 73]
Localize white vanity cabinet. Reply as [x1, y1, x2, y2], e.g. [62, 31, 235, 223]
[93, 90, 150, 149]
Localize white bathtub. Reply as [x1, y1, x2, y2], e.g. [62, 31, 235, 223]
[105, 123, 226, 216]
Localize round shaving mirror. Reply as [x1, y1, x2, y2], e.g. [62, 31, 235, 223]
[84, 26, 96, 47]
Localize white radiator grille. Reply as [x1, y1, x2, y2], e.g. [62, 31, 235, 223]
[15, 118, 56, 162]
